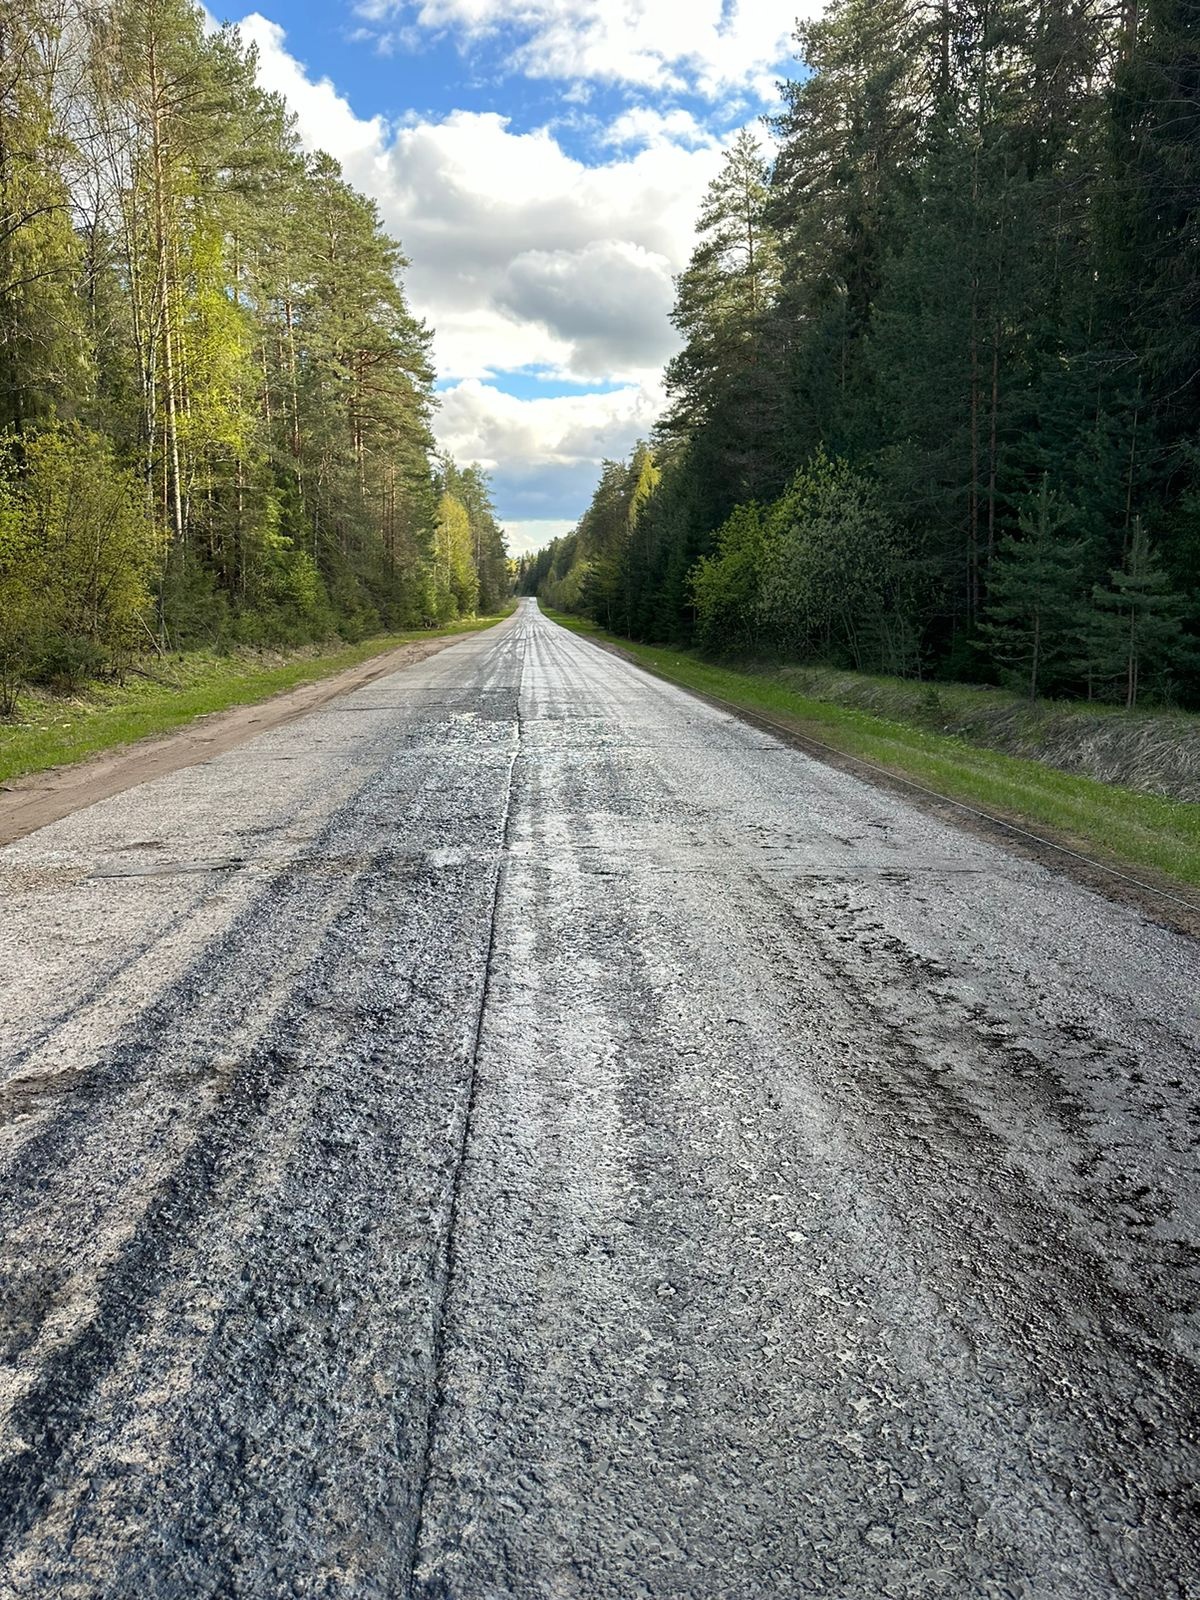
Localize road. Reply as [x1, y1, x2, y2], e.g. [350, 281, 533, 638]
[0, 598, 1197, 1599]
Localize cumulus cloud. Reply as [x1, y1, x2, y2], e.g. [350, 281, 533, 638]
[437, 378, 663, 468]
[499, 241, 676, 379]
[602, 106, 719, 150]
[347, 109, 720, 382]
[503, 518, 577, 555]
[234, 11, 771, 521]
[353, 0, 807, 98]
[436, 379, 664, 518]
[238, 15, 386, 164]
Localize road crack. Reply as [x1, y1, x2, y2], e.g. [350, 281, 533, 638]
[406, 632, 527, 1596]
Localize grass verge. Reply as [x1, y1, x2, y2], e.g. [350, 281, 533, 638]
[0, 610, 511, 785]
[546, 610, 1200, 893]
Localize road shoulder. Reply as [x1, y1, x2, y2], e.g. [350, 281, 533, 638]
[0, 628, 485, 848]
[551, 615, 1200, 939]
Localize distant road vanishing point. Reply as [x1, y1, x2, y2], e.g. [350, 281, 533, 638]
[1, 598, 1197, 1597]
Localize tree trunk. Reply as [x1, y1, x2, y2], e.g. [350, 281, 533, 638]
[1126, 610, 1138, 709]
[987, 320, 1000, 569]
[968, 275, 980, 622]
[149, 36, 184, 553]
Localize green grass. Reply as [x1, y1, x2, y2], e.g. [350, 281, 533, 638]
[546, 610, 1200, 892]
[0, 610, 511, 784]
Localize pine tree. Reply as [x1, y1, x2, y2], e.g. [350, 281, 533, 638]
[0, 0, 474, 670]
[0, 0, 87, 432]
[661, 131, 779, 507]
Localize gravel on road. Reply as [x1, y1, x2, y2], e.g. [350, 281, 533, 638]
[1, 598, 1197, 1598]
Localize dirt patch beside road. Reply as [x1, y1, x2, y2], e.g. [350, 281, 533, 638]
[0, 632, 469, 848]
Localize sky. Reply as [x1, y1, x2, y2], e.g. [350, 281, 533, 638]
[218, 1, 813, 553]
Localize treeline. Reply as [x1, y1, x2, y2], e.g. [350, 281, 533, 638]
[0, 0, 506, 712]
[523, 0, 1199, 709]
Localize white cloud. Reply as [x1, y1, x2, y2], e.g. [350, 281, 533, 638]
[343, 108, 720, 384]
[355, 0, 808, 98]
[603, 106, 718, 150]
[435, 377, 662, 472]
[233, 11, 776, 520]
[238, 15, 386, 164]
[435, 379, 663, 517]
[503, 518, 577, 555]
[427, 307, 572, 386]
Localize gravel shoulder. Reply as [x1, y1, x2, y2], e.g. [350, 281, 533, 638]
[0, 631, 480, 849]
[569, 624, 1200, 937]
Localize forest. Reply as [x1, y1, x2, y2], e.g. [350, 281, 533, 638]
[522, 0, 1200, 710]
[0, 0, 507, 715]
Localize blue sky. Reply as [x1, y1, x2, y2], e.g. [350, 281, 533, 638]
[226, 1, 808, 551]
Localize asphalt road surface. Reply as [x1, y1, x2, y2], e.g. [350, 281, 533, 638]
[1, 599, 1198, 1599]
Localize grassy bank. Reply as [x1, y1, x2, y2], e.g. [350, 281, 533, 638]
[770, 663, 1200, 803]
[0, 611, 511, 785]
[546, 611, 1200, 892]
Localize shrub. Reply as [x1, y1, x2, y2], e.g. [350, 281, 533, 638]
[0, 425, 163, 703]
[691, 452, 901, 668]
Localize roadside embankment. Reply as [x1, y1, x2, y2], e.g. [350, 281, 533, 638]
[770, 665, 1200, 803]
[546, 611, 1200, 898]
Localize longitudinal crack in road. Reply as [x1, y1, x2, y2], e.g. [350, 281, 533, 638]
[406, 628, 528, 1597]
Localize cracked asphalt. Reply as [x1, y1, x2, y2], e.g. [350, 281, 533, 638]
[1, 598, 1198, 1598]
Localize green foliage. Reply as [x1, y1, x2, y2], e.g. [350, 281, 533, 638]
[626, 450, 903, 670]
[981, 480, 1086, 701]
[522, 444, 667, 634]
[0, 0, 509, 703]
[662, 131, 779, 455]
[0, 426, 162, 704]
[691, 503, 767, 654]
[1088, 521, 1192, 709]
[432, 493, 480, 622]
[0, 448, 44, 713]
[436, 461, 506, 614]
[0, 2, 89, 432]
[527, 0, 1199, 708]
[755, 454, 901, 668]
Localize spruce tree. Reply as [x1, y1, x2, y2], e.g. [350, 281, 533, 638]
[1087, 520, 1190, 708]
[980, 480, 1085, 701]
